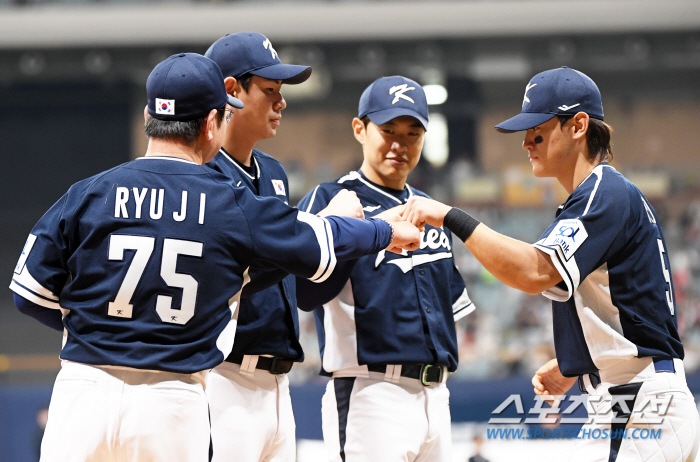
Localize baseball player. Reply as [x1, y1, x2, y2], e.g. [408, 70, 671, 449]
[203, 32, 363, 462]
[296, 76, 475, 462]
[402, 67, 700, 462]
[9, 53, 421, 462]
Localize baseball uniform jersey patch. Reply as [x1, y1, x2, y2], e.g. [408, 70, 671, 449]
[155, 98, 175, 115]
[542, 218, 588, 261]
[272, 180, 286, 196]
[15, 234, 37, 274]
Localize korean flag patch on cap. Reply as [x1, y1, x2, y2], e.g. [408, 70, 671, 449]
[272, 180, 286, 196]
[542, 218, 588, 261]
[156, 98, 175, 115]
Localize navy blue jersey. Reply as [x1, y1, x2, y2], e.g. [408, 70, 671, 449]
[298, 171, 474, 373]
[207, 148, 302, 361]
[10, 157, 392, 374]
[533, 163, 683, 377]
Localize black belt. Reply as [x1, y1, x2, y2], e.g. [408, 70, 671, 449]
[578, 357, 676, 394]
[224, 353, 294, 375]
[367, 364, 446, 386]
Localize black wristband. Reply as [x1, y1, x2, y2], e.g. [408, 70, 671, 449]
[443, 207, 481, 242]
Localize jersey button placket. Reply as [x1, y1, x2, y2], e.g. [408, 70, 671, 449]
[419, 268, 425, 275]
[424, 306, 431, 313]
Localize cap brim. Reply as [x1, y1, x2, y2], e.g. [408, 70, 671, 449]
[227, 95, 244, 109]
[367, 108, 429, 131]
[250, 64, 312, 85]
[495, 112, 556, 133]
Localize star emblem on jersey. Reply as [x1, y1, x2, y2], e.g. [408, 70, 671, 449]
[558, 103, 581, 111]
[389, 84, 416, 104]
[262, 37, 278, 60]
[155, 98, 175, 115]
[523, 82, 537, 106]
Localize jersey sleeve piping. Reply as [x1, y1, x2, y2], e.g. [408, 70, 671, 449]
[304, 185, 321, 213]
[533, 241, 580, 301]
[297, 211, 338, 283]
[452, 288, 475, 321]
[10, 265, 62, 309]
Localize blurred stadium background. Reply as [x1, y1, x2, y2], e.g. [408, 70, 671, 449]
[1, 1, 700, 460]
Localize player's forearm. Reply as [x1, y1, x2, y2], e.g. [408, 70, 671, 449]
[14, 293, 64, 331]
[464, 224, 561, 295]
[296, 260, 357, 310]
[241, 269, 288, 298]
[325, 216, 393, 260]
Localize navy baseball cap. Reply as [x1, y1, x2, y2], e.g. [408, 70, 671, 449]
[205, 32, 311, 85]
[146, 53, 243, 122]
[359, 76, 429, 130]
[495, 67, 604, 133]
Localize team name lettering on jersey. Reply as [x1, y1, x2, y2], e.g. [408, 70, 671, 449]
[374, 228, 452, 272]
[114, 187, 206, 224]
[542, 218, 588, 260]
[421, 228, 451, 251]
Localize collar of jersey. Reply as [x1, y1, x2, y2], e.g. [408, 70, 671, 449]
[357, 170, 413, 205]
[573, 161, 614, 193]
[136, 155, 197, 165]
[219, 148, 260, 180]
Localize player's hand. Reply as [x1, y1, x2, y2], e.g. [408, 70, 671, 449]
[402, 197, 452, 229]
[374, 204, 406, 222]
[318, 189, 364, 219]
[532, 358, 577, 397]
[386, 221, 421, 254]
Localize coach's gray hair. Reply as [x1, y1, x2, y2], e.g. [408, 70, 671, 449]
[144, 110, 224, 145]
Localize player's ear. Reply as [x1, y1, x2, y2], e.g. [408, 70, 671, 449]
[352, 117, 366, 145]
[571, 112, 589, 141]
[224, 77, 239, 98]
[203, 109, 219, 141]
[143, 105, 149, 122]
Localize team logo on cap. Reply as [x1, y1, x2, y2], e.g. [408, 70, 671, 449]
[262, 37, 278, 60]
[558, 103, 580, 111]
[389, 84, 416, 104]
[272, 179, 286, 196]
[155, 98, 175, 115]
[523, 82, 537, 107]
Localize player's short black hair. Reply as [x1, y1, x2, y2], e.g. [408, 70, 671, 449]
[236, 73, 254, 92]
[558, 115, 614, 163]
[360, 116, 371, 127]
[144, 109, 225, 145]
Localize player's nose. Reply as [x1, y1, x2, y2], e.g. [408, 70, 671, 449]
[276, 94, 287, 111]
[391, 140, 408, 153]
